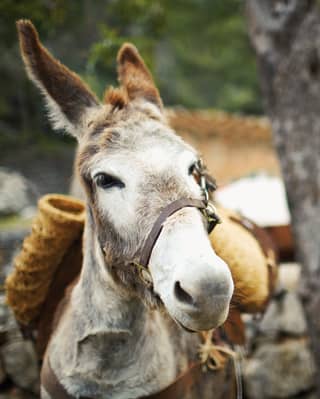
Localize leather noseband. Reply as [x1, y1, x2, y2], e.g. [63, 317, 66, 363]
[137, 160, 220, 273]
[133, 196, 221, 288]
[139, 198, 209, 269]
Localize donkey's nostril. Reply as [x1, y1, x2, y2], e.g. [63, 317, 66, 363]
[174, 281, 194, 305]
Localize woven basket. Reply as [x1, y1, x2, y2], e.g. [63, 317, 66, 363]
[5, 194, 85, 326]
[210, 207, 277, 312]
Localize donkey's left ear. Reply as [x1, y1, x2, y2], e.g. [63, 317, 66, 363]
[117, 43, 163, 110]
[17, 20, 99, 139]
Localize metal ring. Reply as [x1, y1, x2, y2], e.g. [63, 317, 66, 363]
[132, 262, 153, 287]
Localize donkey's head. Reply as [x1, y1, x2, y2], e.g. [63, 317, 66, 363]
[17, 20, 233, 331]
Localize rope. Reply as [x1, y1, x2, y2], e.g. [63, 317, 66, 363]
[198, 330, 243, 399]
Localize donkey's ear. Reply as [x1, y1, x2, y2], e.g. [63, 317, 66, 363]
[117, 43, 163, 110]
[17, 20, 99, 138]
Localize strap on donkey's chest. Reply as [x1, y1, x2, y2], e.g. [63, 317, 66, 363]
[41, 329, 242, 399]
[41, 354, 203, 399]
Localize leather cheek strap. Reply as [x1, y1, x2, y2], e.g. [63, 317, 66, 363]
[139, 198, 207, 269]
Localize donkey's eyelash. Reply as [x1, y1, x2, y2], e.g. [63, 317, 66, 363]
[188, 162, 198, 175]
[94, 173, 125, 189]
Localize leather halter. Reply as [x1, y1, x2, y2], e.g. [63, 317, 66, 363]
[139, 198, 219, 268]
[41, 353, 205, 399]
[130, 159, 221, 285]
[130, 197, 220, 287]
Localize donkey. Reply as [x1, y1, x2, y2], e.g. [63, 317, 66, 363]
[17, 20, 234, 399]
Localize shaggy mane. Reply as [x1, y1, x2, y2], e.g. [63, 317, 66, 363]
[104, 86, 128, 110]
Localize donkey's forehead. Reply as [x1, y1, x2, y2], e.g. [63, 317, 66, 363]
[81, 111, 196, 169]
[90, 139, 196, 178]
[111, 118, 187, 150]
[84, 101, 163, 139]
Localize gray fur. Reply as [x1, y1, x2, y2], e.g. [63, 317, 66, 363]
[17, 27, 234, 395]
[46, 216, 198, 399]
[43, 104, 234, 398]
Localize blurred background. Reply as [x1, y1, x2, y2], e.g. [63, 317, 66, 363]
[1, 0, 261, 134]
[0, 1, 319, 399]
[0, 0, 278, 215]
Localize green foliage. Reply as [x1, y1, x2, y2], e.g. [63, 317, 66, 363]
[160, 0, 260, 112]
[83, 0, 261, 112]
[0, 0, 262, 147]
[84, 1, 166, 97]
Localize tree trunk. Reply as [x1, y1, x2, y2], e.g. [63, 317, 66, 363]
[246, 0, 320, 392]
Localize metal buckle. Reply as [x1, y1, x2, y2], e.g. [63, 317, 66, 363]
[194, 159, 217, 207]
[193, 159, 221, 233]
[200, 174, 209, 205]
[202, 202, 221, 234]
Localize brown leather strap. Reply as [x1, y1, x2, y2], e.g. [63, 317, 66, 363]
[41, 353, 202, 399]
[139, 198, 206, 268]
[141, 362, 202, 399]
[229, 215, 276, 260]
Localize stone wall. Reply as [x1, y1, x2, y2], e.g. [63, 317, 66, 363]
[0, 233, 39, 398]
[243, 263, 316, 399]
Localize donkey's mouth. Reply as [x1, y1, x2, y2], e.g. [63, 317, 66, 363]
[174, 317, 197, 333]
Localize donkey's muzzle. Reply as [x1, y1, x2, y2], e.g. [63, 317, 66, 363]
[147, 202, 233, 332]
[171, 256, 234, 331]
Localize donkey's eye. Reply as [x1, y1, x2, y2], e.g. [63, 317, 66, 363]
[188, 162, 197, 175]
[189, 161, 202, 184]
[94, 173, 124, 189]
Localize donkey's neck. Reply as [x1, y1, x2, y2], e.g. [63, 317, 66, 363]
[47, 219, 186, 399]
[74, 226, 145, 335]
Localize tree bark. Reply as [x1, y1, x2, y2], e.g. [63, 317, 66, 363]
[246, 0, 320, 392]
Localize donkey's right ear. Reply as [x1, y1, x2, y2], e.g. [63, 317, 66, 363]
[117, 43, 163, 110]
[17, 20, 99, 139]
